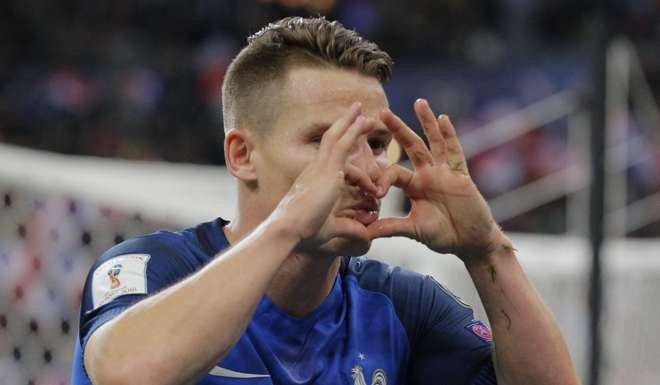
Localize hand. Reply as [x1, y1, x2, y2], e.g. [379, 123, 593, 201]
[272, 102, 379, 249]
[368, 99, 509, 262]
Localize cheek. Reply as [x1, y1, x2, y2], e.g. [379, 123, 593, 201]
[278, 150, 313, 180]
[259, 144, 314, 190]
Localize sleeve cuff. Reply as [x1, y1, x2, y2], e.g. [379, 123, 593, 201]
[80, 306, 128, 381]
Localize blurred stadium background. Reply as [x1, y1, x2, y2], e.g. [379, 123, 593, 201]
[0, 1, 659, 384]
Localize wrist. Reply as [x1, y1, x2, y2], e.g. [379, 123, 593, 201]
[462, 229, 515, 269]
[264, 213, 303, 247]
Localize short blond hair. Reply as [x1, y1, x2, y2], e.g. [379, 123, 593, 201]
[221, 16, 393, 135]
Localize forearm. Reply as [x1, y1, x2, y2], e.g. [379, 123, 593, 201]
[85, 217, 298, 385]
[465, 239, 579, 385]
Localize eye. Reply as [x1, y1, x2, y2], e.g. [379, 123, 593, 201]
[310, 135, 323, 147]
[368, 138, 387, 154]
[307, 125, 331, 147]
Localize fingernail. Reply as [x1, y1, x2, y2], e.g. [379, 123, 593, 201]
[415, 98, 426, 105]
[352, 102, 362, 110]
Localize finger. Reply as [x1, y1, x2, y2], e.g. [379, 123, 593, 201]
[414, 99, 447, 163]
[376, 164, 414, 197]
[331, 116, 375, 165]
[319, 102, 362, 151]
[366, 217, 415, 240]
[437, 115, 469, 174]
[333, 217, 370, 240]
[345, 164, 378, 195]
[379, 108, 433, 168]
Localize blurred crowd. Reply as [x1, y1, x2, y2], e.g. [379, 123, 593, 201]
[0, 0, 659, 235]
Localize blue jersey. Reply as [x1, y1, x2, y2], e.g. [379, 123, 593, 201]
[71, 218, 496, 385]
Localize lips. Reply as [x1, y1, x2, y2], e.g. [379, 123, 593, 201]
[346, 199, 380, 226]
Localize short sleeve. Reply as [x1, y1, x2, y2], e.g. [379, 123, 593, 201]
[77, 233, 200, 353]
[405, 275, 496, 385]
[346, 257, 497, 385]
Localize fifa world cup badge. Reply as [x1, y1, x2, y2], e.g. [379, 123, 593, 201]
[108, 264, 123, 289]
[91, 253, 150, 309]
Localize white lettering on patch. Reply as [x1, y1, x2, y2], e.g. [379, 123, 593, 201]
[92, 254, 150, 309]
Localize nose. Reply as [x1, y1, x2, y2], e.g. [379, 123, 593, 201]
[347, 137, 384, 185]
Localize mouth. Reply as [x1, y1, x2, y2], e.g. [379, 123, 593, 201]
[344, 198, 380, 226]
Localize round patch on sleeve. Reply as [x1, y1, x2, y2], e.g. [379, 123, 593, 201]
[465, 320, 493, 342]
[91, 254, 151, 309]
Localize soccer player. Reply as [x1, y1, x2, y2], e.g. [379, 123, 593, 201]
[71, 17, 579, 385]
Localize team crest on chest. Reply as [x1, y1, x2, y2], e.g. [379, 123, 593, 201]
[351, 365, 387, 385]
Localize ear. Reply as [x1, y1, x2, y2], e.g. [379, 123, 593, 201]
[224, 129, 258, 182]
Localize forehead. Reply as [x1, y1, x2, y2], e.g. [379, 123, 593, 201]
[272, 67, 389, 135]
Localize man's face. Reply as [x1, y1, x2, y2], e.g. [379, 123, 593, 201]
[253, 66, 392, 256]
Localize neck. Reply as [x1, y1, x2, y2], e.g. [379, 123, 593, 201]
[223, 200, 340, 318]
[267, 252, 341, 317]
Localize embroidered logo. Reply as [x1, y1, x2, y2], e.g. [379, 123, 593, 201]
[91, 254, 150, 309]
[108, 264, 122, 289]
[465, 320, 493, 342]
[352, 366, 387, 385]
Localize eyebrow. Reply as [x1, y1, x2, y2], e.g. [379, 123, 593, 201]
[305, 122, 332, 135]
[304, 122, 391, 137]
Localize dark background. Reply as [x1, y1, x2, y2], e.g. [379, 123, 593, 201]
[1, 0, 658, 235]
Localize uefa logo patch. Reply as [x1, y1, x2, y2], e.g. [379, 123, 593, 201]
[465, 320, 493, 342]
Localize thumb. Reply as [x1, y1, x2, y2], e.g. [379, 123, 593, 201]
[366, 217, 415, 240]
[333, 217, 370, 239]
